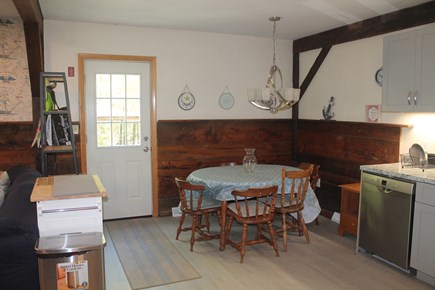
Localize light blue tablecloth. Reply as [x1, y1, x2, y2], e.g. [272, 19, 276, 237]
[187, 164, 321, 223]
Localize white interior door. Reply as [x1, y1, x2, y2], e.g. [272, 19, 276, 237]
[85, 60, 152, 219]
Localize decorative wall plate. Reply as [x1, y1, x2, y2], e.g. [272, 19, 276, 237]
[219, 86, 234, 110]
[178, 85, 195, 110]
[219, 92, 234, 110]
[178, 92, 195, 110]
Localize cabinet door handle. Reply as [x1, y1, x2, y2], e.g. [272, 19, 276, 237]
[408, 91, 412, 105]
[40, 206, 99, 214]
[414, 91, 418, 106]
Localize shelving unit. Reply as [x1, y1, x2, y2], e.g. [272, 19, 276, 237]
[39, 72, 78, 176]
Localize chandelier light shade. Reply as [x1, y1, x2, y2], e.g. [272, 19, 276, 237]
[248, 16, 300, 114]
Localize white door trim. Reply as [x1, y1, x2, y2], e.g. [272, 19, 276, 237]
[78, 54, 158, 217]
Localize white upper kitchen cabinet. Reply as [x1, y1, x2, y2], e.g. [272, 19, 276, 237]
[382, 25, 435, 112]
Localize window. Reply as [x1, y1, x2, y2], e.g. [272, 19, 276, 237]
[95, 74, 141, 147]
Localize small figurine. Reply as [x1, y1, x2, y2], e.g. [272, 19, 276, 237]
[322, 96, 335, 120]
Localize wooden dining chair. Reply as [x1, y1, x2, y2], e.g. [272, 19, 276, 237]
[299, 162, 321, 225]
[225, 185, 279, 263]
[175, 178, 221, 251]
[275, 166, 313, 252]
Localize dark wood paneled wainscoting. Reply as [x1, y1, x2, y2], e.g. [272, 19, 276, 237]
[157, 119, 294, 216]
[296, 120, 404, 217]
[1, 119, 404, 218]
[157, 119, 404, 217]
[0, 122, 36, 170]
[0, 122, 81, 174]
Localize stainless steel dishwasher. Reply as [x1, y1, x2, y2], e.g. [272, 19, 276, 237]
[359, 171, 415, 270]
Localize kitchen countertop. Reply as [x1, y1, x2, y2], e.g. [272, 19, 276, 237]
[360, 163, 435, 185]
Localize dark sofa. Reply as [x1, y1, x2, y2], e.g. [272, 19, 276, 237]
[0, 166, 41, 290]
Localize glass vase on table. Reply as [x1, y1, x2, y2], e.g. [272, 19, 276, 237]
[243, 148, 257, 173]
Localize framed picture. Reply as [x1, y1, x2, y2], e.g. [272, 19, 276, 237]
[366, 105, 380, 123]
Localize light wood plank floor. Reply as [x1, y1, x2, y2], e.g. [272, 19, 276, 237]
[104, 216, 434, 290]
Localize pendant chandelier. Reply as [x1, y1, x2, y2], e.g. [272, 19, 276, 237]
[248, 16, 300, 114]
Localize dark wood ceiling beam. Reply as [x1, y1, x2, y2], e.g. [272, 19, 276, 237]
[12, 0, 43, 26]
[12, 0, 44, 125]
[299, 45, 332, 98]
[294, 1, 435, 53]
[291, 46, 331, 159]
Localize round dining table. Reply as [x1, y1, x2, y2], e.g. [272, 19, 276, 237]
[187, 164, 321, 250]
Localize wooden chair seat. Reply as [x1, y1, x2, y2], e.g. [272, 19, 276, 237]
[225, 185, 279, 263]
[175, 178, 221, 252]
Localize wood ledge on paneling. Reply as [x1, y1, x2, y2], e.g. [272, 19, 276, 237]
[297, 119, 411, 128]
[0, 121, 33, 125]
[157, 119, 293, 123]
[157, 119, 410, 128]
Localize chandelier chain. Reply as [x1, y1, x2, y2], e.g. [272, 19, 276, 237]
[272, 19, 277, 66]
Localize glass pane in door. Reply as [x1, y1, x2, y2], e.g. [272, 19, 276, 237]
[95, 73, 141, 147]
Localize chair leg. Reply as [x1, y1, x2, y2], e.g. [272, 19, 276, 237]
[204, 213, 211, 232]
[176, 213, 186, 240]
[256, 224, 262, 240]
[297, 211, 310, 244]
[196, 214, 203, 230]
[298, 212, 310, 243]
[240, 223, 248, 263]
[282, 212, 288, 252]
[190, 215, 197, 252]
[225, 217, 234, 245]
[267, 221, 279, 257]
[216, 211, 222, 227]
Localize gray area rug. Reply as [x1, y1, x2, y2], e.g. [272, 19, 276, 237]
[106, 218, 200, 289]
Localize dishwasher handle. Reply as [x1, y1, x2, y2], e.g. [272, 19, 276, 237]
[377, 185, 393, 193]
[362, 172, 415, 195]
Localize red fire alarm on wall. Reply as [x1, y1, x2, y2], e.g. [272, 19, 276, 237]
[68, 67, 75, 77]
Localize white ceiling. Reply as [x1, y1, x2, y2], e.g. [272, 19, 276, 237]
[1, 0, 432, 40]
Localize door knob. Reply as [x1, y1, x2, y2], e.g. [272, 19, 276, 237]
[143, 146, 150, 152]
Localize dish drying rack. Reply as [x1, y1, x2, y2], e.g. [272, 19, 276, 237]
[400, 153, 433, 172]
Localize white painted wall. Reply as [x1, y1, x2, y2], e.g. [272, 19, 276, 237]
[299, 37, 382, 122]
[43, 20, 293, 121]
[44, 20, 435, 158]
[299, 24, 435, 155]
